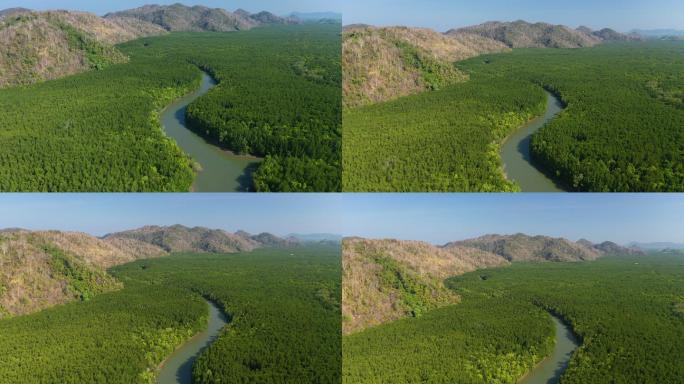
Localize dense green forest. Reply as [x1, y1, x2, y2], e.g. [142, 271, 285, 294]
[0, 25, 341, 192]
[343, 41, 684, 192]
[343, 78, 545, 191]
[460, 42, 684, 192]
[343, 255, 684, 383]
[0, 246, 341, 383]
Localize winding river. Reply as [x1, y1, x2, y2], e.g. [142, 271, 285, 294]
[501, 91, 566, 192]
[157, 299, 229, 384]
[520, 315, 580, 384]
[160, 72, 261, 192]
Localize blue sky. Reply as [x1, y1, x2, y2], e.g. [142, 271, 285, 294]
[339, 194, 684, 245]
[0, 0, 340, 16]
[341, 0, 684, 32]
[0, 194, 345, 237]
[1, 194, 683, 245]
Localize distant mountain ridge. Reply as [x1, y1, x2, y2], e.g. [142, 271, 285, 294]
[290, 12, 342, 23]
[0, 226, 295, 319]
[104, 3, 298, 32]
[343, 234, 642, 333]
[450, 20, 640, 48]
[103, 224, 297, 253]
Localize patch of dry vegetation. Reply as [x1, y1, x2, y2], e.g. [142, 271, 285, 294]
[0, 230, 166, 318]
[0, 10, 166, 88]
[342, 25, 508, 108]
[342, 237, 507, 334]
[450, 20, 602, 48]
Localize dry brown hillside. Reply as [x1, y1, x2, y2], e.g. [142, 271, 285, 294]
[449, 233, 604, 262]
[342, 25, 509, 108]
[450, 20, 602, 48]
[0, 10, 166, 88]
[0, 230, 166, 318]
[105, 225, 264, 253]
[342, 237, 507, 334]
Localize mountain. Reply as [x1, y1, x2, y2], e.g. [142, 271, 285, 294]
[104, 4, 257, 32]
[0, 10, 166, 88]
[449, 233, 604, 262]
[343, 234, 643, 333]
[103, 225, 295, 253]
[449, 20, 639, 48]
[451, 20, 600, 48]
[104, 4, 300, 32]
[290, 12, 342, 23]
[342, 237, 507, 333]
[593, 241, 643, 255]
[591, 28, 641, 42]
[248, 11, 298, 25]
[0, 7, 29, 19]
[343, 25, 509, 108]
[0, 229, 166, 318]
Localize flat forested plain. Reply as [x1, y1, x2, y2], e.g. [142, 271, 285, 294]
[343, 41, 684, 192]
[0, 25, 341, 192]
[343, 255, 684, 383]
[0, 246, 341, 383]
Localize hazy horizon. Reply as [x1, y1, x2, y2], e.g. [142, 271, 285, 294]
[341, 0, 684, 33]
[338, 194, 684, 245]
[2, 194, 684, 246]
[0, 0, 341, 16]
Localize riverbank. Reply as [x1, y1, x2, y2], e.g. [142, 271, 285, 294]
[519, 314, 580, 384]
[156, 298, 229, 384]
[500, 90, 566, 192]
[159, 71, 261, 192]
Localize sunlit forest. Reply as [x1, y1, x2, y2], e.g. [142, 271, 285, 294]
[0, 246, 341, 383]
[343, 41, 684, 192]
[0, 25, 341, 192]
[343, 255, 684, 383]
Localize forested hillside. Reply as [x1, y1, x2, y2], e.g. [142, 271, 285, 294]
[0, 246, 341, 383]
[0, 25, 341, 192]
[343, 254, 684, 383]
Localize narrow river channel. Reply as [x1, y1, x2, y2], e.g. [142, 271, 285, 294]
[157, 299, 229, 384]
[160, 71, 261, 192]
[501, 90, 566, 192]
[519, 315, 579, 384]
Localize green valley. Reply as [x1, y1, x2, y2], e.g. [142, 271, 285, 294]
[342, 237, 684, 383]
[343, 25, 684, 192]
[0, 22, 341, 192]
[0, 245, 341, 383]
